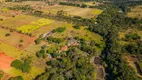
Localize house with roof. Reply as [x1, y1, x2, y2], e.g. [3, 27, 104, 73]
[67, 38, 79, 46]
[60, 45, 68, 52]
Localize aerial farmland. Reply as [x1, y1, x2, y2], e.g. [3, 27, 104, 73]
[0, 0, 141, 80]
[0, 1, 105, 80]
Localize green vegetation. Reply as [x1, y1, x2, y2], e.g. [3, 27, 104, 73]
[9, 76, 23, 80]
[11, 58, 32, 73]
[47, 36, 64, 43]
[36, 48, 96, 80]
[53, 27, 66, 33]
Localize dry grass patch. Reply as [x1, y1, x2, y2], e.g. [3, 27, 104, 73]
[128, 5, 142, 19]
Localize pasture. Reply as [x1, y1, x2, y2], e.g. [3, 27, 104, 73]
[0, 15, 39, 29]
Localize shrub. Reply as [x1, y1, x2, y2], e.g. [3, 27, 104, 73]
[81, 4, 87, 8]
[11, 59, 23, 70]
[73, 25, 80, 29]
[53, 27, 66, 33]
[5, 33, 11, 37]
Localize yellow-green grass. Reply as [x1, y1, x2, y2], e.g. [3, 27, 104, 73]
[0, 15, 39, 29]
[0, 8, 9, 12]
[42, 5, 102, 18]
[16, 18, 54, 33]
[6, 66, 44, 80]
[128, 5, 142, 19]
[0, 42, 32, 59]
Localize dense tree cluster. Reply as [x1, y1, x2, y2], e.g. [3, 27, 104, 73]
[35, 48, 96, 80]
[11, 59, 32, 73]
[87, 4, 141, 79]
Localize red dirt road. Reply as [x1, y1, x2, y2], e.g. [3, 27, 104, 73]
[0, 52, 14, 70]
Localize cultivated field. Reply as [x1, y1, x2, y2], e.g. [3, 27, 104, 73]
[0, 15, 39, 29]
[16, 18, 54, 33]
[0, 42, 32, 58]
[0, 28, 36, 50]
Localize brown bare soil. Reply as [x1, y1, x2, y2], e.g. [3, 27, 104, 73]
[0, 52, 14, 70]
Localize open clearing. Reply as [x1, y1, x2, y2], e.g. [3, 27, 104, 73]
[0, 52, 14, 71]
[128, 5, 142, 19]
[42, 5, 102, 18]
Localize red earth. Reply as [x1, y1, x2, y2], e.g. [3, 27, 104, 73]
[0, 52, 14, 70]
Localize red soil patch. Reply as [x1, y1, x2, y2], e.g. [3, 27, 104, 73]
[0, 52, 14, 70]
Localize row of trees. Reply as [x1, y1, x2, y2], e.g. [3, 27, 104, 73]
[87, 4, 141, 79]
[59, 2, 87, 8]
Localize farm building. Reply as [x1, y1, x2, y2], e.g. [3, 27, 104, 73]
[60, 45, 68, 52]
